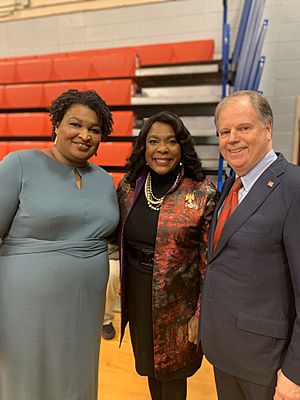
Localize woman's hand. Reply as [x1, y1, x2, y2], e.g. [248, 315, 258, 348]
[188, 315, 199, 344]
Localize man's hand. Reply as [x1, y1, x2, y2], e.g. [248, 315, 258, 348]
[188, 315, 199, 344]
[274, 369, 300, 400]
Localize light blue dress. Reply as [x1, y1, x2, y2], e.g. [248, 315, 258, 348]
[0, 149, 119, 400]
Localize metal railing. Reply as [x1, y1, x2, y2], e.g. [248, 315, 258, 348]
[217, 0, 269, 190]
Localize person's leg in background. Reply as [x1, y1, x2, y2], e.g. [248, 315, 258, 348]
[102, 258, 120, 340]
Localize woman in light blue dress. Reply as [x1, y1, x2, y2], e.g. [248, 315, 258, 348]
[0, 89, 119, 400]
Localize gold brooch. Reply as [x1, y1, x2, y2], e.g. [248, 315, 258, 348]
[184, 193, 198, 210]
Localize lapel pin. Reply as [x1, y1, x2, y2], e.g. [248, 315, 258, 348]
[267, 180, 274, 188]
[184, 193, 198, 210]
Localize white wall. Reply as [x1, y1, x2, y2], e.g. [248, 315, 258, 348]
[260, 0, 300, 160]
[0, 0, 299, 160]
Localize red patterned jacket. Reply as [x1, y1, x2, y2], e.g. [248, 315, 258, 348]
[118, 171, 218, 377]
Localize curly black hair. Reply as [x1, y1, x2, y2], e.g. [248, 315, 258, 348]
[48, 89, 113, 140]
[126, 111, 205, 186]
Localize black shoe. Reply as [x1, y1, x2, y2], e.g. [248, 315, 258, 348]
[102, 322, 116, 340]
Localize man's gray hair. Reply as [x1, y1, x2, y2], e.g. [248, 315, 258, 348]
[214, 90, 273, 131]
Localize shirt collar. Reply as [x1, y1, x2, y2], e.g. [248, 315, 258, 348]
[239, 149, 277, 192]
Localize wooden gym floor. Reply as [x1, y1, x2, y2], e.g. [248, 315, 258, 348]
[98, 312, 217, 399]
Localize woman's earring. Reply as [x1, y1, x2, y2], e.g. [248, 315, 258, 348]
[180, 161, 183, 166]
[54, 136, 58, 146]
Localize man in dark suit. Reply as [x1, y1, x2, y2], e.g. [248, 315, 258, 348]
[200, 90, 300, 400]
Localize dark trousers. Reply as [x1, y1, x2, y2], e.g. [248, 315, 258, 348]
[214, 367, 275, 400]
[148, 377, 187, 400]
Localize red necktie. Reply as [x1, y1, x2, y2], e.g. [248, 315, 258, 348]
[213, 177, 243, 253]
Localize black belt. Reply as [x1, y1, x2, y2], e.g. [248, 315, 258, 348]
[127, 246, 154, 266]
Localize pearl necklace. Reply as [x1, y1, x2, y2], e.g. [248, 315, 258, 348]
[144, 171, 181, 211]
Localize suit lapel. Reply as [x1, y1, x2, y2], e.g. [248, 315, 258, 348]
[210, 155, 288, 260]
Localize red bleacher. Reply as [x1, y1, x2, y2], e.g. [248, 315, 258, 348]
[5, 113, 51, 137]
[134, 40, 214, 66]
[0, 61, 15, 84]
[4, 84, 44, 108]
[0, 39, 214, 174]
[110, 172, 125, 188]
[0, 141, 52, 154]
[0, 80, 133, 109]
[0, 113, 6, 132]
[91, 142, 132, 167]
[0, 51, 137, 85]
[111, 111, 133, 136]
[0, 40, 214, 84]
[0, 111, 132, 137]
[16, 58, 53, 83]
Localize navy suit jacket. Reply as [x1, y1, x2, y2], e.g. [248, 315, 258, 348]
[200, 154, 300, 386]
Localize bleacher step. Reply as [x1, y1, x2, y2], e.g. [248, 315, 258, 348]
[134, 60, 221, 87]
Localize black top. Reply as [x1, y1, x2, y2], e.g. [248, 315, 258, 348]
[124, 165, 181, 250]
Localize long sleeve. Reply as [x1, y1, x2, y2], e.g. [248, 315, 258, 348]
[0, 152, 22, 238]
[195, 188, 219, 317]
[281, 189, 300, 385]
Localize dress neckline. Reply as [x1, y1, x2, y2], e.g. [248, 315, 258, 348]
[33, 149, 91, 172]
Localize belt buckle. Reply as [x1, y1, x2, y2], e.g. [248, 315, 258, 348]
[140, 249, 154, 266]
